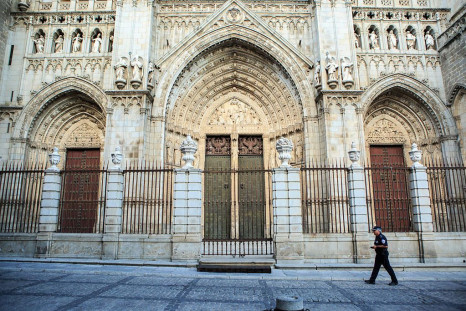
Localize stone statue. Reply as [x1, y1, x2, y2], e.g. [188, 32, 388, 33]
[314, 61, 321, 86]
[91, 33, 102, 53]
[325, 53, 338, 82]
[130, 55, 143, 81]
[406, 30, 416, 50]
[425, 32, 435, 50]
[108, 35, 114, 52]
[368, 30, 379, 49]
[72, 33, 83, 53]
[387, 30, 398, 50]
[341, 57, 354, 82]
[54, 34, 64, 53]
[147, 61, 155, 86]
[34, 35, 45, 53]
[354, 32, 360, 48]
[114, 57, 128, 81]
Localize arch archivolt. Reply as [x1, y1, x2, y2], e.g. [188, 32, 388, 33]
[163, 39, 306, 168]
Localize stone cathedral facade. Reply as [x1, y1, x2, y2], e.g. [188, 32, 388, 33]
[0, 0, 464, 263]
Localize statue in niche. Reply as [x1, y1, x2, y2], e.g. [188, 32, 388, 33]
[425, 32, 435, 50]
[130, 55, 143, 89]
[34, 35, 45, 53]
[368, 30, 379, 49]
[147, 61, 155, 87]
[108, 34, 114, 52]
[406, 30, 416, 50]
[341, 57, 354, 81]
[72, 33, 83, 53]
[387, 30, 398, 50]
[92, 33, 103, 53]
[354, 32, 360, 48]
[54, 34, 64, 53]
[314, 61, 321, 86]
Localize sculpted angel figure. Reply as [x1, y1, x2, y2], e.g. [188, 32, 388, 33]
[92, 33, 103, 53]
[72, 33, 83, 53]
[387, 30, 398, 50]
[54, 34, 64, 53]
[131, 55, 143, 81]
[368, 30, 379, 49]
[341, 57, 354, 82]
[425, 32, 435, 50]
[34, 35, 45, 53]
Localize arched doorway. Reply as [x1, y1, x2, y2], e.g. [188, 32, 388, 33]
[164, 39, 304, 254]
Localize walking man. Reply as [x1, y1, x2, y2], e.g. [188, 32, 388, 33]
[365, 226, 398, 286]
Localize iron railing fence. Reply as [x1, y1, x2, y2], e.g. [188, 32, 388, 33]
[202, 168, 274, 256]
[300, 161, 350, 234]
[122, 163, 174, 234]
[426, 159, 466, 232]
[58, 167, 108, 233]
[365, 166, 413, 232]
[0, 163, 45, 233]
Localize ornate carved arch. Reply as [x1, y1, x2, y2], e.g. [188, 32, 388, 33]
[361, 74, 456, 137]
[12, 77, 109, 140]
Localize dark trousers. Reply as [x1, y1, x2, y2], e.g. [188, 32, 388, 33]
[370, 251, 398, 282]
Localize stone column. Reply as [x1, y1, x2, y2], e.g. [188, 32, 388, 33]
[171, 136, 202, 263]
[36, 148, 61, 257]
[273, 138, 304, 264]
[409, 143, 436, 262]
[347, 142, 371, 263]
[103, 147, 124, 260]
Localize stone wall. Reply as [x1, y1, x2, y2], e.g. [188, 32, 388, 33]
[0, 0, 12, 95]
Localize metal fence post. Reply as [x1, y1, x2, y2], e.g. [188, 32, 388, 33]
[409, 143, 435, 262]
[273, 138, 304, 264]
[171, 136, 202, 262]
[103, 147, 124, 259]
[36, 148, 61, 257]
[347, 142, 371, 263]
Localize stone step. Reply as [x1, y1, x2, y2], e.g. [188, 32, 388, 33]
[198, 255, 275, 273]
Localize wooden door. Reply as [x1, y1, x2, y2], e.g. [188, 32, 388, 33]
[61, 149, 100, 233]
[370, 145, 411, 231]
[238, 136, 265, 239]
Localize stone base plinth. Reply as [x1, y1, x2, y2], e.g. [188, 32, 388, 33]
[171, 234, 202, 262]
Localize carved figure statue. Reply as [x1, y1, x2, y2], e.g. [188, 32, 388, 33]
[34, 35, 45, 53]
[72, 33, 83, 53]
[92, 33, 102, 53]
[130, 55, 143, 81]
[406, 30, 416, 50]
[114, 57, 128, 81]
[354, 32, 360, 48]
[314, 61, 321, 85]
[108, 35, 114, 52]
[368, 30, 379, 49]
[387, 30, 398, 50]
[147, 61, 155, 85]
[54, 34, 64, 53]
[325, 54, 338, 82]
[341, 57, 354, 82]
[425, 32, 435, 50]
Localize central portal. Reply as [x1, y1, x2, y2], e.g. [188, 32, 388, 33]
[203, 135, 272, 256]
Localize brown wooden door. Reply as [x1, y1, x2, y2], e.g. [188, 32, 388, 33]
[370, 145, 411, 231]
[61, 149, 100, 233]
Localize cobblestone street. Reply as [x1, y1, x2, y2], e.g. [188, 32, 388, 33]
[0, 261, 465, 310]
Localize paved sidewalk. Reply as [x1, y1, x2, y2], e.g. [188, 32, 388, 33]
[0, 261, 465, 311]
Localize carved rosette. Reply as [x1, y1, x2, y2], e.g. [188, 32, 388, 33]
[276, 137, 293, 168]
[48, 147, 61, 171]
[348, 142, 361, 167]
[180, 135, 198, 169]
[111, 146, 123, 168]
[225, 7, 244, 24]
[409, 143, 423, 167]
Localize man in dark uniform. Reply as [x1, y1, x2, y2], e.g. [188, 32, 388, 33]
[365, 226, 398, 286]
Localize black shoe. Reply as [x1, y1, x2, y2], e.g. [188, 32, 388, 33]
[388, 281, 398, 286]
[365, 280, 375, 284]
